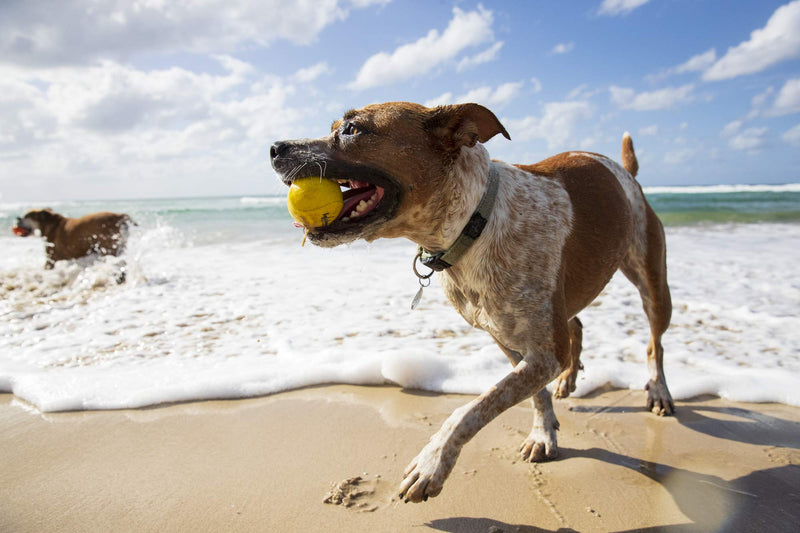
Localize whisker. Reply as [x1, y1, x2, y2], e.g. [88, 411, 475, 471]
[286, 162, 308, 181]
[314, 161, 325, 179]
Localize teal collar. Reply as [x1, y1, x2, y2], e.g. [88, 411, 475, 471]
[416, 164, 499, 272]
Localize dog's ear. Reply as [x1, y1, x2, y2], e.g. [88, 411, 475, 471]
[426, 103, 511, 151]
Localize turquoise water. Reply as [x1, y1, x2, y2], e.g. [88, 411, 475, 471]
[3, 184, 800, 244]
[1, 196, 292, 245]
[646, 187, 800, 226]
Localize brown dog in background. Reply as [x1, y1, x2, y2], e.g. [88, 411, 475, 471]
[270, 102, 674, 503]
[13, 208, 134, 270]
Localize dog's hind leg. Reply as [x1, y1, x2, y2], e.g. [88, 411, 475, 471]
[553, 317, 583, 399]
[622, 206, 674, 416]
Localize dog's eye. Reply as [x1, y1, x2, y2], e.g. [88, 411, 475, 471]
[343, 123, 360, 136]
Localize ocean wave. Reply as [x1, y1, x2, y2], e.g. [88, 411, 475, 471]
[240, 196, 285, 206]
[1, 225, 799, 411]
[644, 183, 800, 194]
[0, 200, 69, 216]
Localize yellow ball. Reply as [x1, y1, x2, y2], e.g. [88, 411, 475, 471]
[287, 177, 343, 228]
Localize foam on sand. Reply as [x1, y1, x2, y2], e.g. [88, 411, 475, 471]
[1, 222, 798, 412]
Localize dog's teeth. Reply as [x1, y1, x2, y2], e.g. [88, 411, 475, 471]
[356, 200, 368, 213]
[341, 217, 350, 222]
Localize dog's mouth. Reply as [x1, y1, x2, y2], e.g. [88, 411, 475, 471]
[281, 161, 402, 246]
[12, 219, 32, 237]
[335, 179, 386, 224]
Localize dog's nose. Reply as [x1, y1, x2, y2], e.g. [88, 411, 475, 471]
[270, 141, 288, 162]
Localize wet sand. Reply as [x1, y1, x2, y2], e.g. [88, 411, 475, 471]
[1, 386, 799, 532]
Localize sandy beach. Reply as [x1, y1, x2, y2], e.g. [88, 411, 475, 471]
[2, 385, 798, 532]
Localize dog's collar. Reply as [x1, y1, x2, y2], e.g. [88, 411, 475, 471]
[416, 163, 500, 272]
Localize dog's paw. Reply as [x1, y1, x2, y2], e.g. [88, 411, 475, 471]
[398, 442, 457, 503]
[645, 380, 675, 416]
[553, 362, 583, 399]
[519, 429, 558, 462]
[553, 371, 577, 399]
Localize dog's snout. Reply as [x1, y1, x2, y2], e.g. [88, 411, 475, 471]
[270, 141, 288, 162]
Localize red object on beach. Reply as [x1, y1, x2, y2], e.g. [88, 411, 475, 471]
[12, 226, 28, 236]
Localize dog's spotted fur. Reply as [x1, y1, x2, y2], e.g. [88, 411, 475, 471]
[270, 102, 674, 503]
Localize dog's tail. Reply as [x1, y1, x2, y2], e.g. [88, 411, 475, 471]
[621, 132, 638, 179]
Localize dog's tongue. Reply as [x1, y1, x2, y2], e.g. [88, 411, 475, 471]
[341, 187, 376, 214]
[340, 181, 384, 220]
[12, 226, 27, 236]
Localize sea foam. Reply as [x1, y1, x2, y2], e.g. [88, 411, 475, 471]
[1, 221, 798, 412]
[643, 183, 800, 194]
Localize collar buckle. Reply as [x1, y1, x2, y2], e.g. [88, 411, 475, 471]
[418, 249, 452, 272]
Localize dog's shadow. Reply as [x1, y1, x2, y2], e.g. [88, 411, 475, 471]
[429, 401, 800, 532]
[570, 399, 800, 449]
[573, 447, 798, 532]
[426, 517, 578, 533]
[428, 449, 799, 533]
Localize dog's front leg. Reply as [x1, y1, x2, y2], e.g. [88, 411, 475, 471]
[399, 352, 560, 503]
[519, 388, 559, 462]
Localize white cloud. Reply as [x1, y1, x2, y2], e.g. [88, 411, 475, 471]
[597, 0, 651, 16]
[782, 123, 800, 145]
[771, 78, 800, 115]
[551, 42, 574, 55]
[424, 92, 453, 108]
[745, 80, 800, 118]
[457, 41, 504, 72]
[0, 57, 314, 198]
[646, 48, 717, 83]
[349, 6, 495, 89]
[674, 49, 718, 74]
[530, 77, 543, 93]
[720, 120, 743, 137]
[457, 82, 524, 108]
[703, 0, 800, 81]
[609, 84, 695, 111]
[639, 124, 658, 136]
[503, 100, 594, 149]
[0, 0, 362, 67]
[294, 62, 333, 83]
[729, 127, 768, 151]
[651, 49, 716, 81]
[567, 84, 602, 100]
[349, 0, 392, 7]
[424, 82, 523, 109]
[752, 86, 776, 109]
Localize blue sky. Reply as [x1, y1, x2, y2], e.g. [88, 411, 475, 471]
[1, 0, 799, 201]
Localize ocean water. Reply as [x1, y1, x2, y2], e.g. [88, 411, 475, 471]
[1, 184, 799, 412]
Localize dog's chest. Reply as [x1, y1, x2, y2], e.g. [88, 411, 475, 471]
[437, 170, 574, 350]
[439, 274, 489, 330]
[439, 264, 559, 349]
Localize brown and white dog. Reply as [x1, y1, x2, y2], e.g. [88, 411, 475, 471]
[13, 208, 134, 270]
[270, 102, 673, 503]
